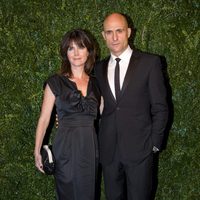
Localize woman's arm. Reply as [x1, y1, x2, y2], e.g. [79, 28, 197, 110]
[34, 84, 55, 173]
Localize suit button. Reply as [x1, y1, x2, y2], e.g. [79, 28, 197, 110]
[116, 107, 120, 110]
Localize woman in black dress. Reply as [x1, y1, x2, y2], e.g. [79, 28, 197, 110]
[34, 29, 100, 200]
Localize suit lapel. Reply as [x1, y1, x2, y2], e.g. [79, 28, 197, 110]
[119, 50, 140, 100]
[102, 57, 117, 103]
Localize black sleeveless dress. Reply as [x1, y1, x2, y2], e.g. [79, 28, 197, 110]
[46, 74, 100, 200]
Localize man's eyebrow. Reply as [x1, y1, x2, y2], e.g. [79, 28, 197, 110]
[104, 28, 124, 32]
[105, 26, 125, 30]
[116, 28, 124, 30]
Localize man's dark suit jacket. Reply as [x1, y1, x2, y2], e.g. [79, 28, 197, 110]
[94, 49, 168, 166]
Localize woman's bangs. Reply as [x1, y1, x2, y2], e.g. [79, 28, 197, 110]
[69, 33, 86, 48]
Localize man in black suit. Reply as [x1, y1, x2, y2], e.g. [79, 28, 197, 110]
[95, 13, 168, 200]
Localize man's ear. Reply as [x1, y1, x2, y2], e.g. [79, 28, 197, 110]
[128, 28, 131, 38]
[102, 31, 106, 40]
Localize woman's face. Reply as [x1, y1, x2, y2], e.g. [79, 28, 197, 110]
[67, 41, 89, 69]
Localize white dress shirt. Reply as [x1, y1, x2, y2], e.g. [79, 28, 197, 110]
[107, 46, 133, 99]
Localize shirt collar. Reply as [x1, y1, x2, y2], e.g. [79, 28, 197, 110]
[110, 46, 133, 64]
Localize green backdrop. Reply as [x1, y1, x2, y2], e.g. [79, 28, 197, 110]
[0, 0, 199, 199]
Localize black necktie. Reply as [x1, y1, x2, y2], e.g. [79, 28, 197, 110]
[115, 58, 121, 101]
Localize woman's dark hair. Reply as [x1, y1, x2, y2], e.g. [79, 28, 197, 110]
[60, 29, 96, 77]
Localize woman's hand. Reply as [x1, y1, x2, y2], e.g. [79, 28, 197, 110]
[34, 152, 45, 174]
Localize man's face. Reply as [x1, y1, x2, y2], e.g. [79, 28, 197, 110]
[102, 14, 131, 57]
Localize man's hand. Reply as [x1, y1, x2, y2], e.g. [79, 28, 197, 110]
[153, 146, 159, 153]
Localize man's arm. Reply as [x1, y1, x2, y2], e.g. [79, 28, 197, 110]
[149, 57, 169, 150]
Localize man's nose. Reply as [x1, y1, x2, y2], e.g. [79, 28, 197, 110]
[113, 32, 118, 41]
